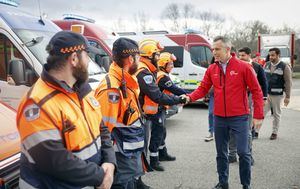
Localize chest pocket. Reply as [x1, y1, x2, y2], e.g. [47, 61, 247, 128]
[62, 117, 91, 151]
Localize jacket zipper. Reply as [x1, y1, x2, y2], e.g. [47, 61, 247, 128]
[220, 65, 227, 117]
[79, 97, 99, 151]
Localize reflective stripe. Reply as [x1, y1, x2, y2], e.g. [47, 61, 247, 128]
[158, 144, 166, 150]
[19, 178, 38, 189]
[81, 186, 94, 189]
[72, 137, 101, 160]
[271, 88, 283, 92]
[123, 141, 144, 150]
[273, 69, 284, 75]
[144, 105, 158, 111]
[102, 116, 117, 125]
[23, 129, 61, 150]
[113, 144, 119, 152]
[21, 145, 35, 164]
[150, 152, 158, 157]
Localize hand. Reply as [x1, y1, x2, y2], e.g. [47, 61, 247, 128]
[178, 95, 187, 104]
[253, 119, 263, 131]
[179, 94, 190, 105]
[284, 98, 290, 107]
[263, 99, 268, 106]
[97, 163, 115, 189]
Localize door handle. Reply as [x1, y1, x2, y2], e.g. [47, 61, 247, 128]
[171, 73, 179, 76]
[189, 73, 197, 76]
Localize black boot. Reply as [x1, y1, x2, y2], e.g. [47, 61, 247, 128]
[150, 156, 165, 171]
[159, 147, 176, 161]
[135, 177, 151, 189]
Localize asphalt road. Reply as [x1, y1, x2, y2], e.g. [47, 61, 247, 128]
[143, 79, 300, 189]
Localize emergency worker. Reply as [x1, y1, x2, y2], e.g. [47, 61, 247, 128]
[135, 39, 187, 172]
[95, 38, 149, 189]
[156, 52, 187, 161]
[16, 31, 116, 189]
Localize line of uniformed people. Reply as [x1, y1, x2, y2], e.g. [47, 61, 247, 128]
[17, 31, 187, 189]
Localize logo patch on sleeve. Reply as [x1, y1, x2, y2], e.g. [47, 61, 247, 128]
[24, 104, 40, 121]
[108, 92, 120, 103]
[165, 81, 172, 87]
[89, 96, 100, 107]
[143, 75, 153, 84]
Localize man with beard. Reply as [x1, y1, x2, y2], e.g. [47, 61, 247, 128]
[16, 31, 116, 189]
[95, 38, 148, 189]
[135, 39, 187, 172]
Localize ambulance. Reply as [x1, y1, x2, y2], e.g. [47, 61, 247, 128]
[116, 31, 213, 97]
[0, 3, 105, 109]
[0, 101, 20, 189]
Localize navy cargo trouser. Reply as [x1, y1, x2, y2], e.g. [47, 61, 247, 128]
[148, 110, 166, 157]
[214, 115, 251, 186]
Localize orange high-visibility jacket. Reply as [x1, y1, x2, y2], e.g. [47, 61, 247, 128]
[95, 62, 145, 155]
[135, 58, 159, 115]
[16, 67, 116, 188]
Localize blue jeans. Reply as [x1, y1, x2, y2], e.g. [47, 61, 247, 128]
[208, 94, 214, 133]
[214, 115, 251, 186]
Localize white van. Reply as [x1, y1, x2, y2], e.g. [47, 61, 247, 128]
[0, 3, 105, 109]
[117, 31, 213, 98]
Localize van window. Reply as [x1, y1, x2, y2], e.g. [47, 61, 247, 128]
[163, 46, 184, 68]
[0, 34, 30, 81]
[89, 40, 109, 56]
[190, 46, 212, 68]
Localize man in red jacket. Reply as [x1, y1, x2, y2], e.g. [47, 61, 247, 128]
[185, 36, 264, 189]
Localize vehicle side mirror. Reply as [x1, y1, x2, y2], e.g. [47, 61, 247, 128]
[101, 56, 111, 72]
[8, 59, 26, 85]
[293, 54, 297, 60]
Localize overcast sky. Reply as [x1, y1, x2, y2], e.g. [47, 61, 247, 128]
[18, 0, 299, 32]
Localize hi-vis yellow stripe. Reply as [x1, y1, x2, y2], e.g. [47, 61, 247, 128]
[181, 80, 201, 86]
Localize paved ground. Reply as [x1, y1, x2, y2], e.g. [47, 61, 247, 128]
[143, 79, 300, 189]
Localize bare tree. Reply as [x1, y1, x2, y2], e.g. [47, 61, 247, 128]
[182, 3, 195, 30]
[161, 3, 180, 32]
[134, 12, 149, 31]
[228, 20, 270, 52]
[113, 17, 126, 31]
[196, 10, 226, 37]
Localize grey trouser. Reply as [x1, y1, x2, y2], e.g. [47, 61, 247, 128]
[263, 94, 284, 134]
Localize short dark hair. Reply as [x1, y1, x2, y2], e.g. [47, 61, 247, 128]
[46, 44, 82, 70]
[269, 47, 281, 55]
[238, 47, 252, 55]
[213, 36, 232, 48]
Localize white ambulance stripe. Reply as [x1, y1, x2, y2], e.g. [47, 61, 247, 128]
[72, 137, 101, 160]
[23, 129, 61, 150]
[19, 178, 38, 189]
[123, 141, 144, 151]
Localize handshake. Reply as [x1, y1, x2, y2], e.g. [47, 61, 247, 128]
[178, 94, 190, 105]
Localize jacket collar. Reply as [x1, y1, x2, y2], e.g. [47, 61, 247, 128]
[109, 62, 139, 90]
[139, 57, 157, 73]
[41, 64, 91, 100]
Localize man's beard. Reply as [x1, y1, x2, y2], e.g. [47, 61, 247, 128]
[128, 62, 138, 75]
[151, 57, 158, 68]
[72, 59, 89, 86]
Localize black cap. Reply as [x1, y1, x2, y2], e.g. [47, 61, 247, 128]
[47, 31, 90, 56]
[112, 37, 139, 58]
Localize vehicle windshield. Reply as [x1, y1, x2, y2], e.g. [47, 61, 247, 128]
[261, 47, 290, 58]
[190, 45, 212, 68]
[14, 29, 103, 76]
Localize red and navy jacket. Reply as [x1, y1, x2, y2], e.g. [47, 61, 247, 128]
[188, 54, 264, 119]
